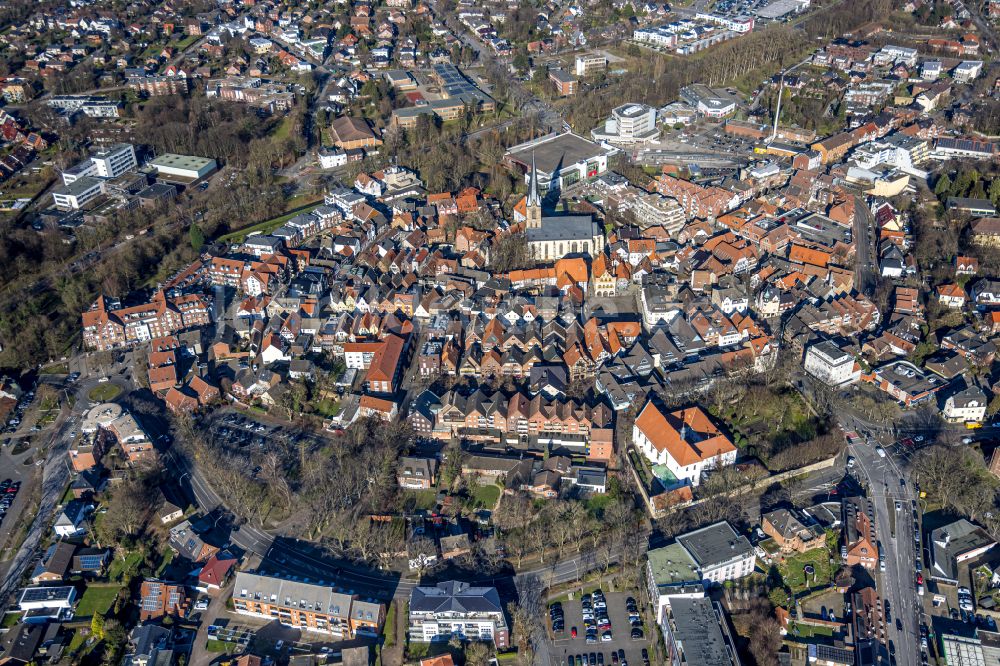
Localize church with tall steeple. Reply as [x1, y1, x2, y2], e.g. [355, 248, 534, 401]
[521, 152, 605, 262]
[526, 153, 543, 230]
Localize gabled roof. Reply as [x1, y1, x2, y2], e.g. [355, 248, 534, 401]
[634, 401, 735, 467]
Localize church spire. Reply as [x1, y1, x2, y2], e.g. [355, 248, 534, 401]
[525, 152, 543, 229]
[527, 152, 540, 208]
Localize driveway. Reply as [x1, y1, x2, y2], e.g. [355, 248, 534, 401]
[189, 577, 237, 666]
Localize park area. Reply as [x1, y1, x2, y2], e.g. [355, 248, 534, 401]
[711, 384, 840, 472]
[88, 384, 122, 403]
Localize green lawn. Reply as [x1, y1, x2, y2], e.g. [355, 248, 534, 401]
[470, 483, 501, 508]
[175, 34, 199, 49]
[75, 584, 120, 617]
[107, 551, 143, 582]
[313, 398, 342, 418]
[68, 630, 91, 654]
[383, 601, 397, 648]
[40, 362, 69, 375]
[1, 612, 22, 628]
[155, 549, 175, 577]
[778, 547, 837, 595]
[272, 115, 294, 141]
[206, 639, 238, 653]
[87, 384, 122, 403]
[409, 489, 439, 511]
[787, 622, 835, 638]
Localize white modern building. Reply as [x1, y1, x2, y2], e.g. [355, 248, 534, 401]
[52, 176, 106, 210]
[632, 26, 678, 49]
[318, 147, 348, 169]
[921, 60, 942, 81]
[408, 581, 509, 649]
[874, 45, 918, 67]
[47, 95, 122, 117]
[850, 133, 930, 178]
[18, 586, 77, 612]
[93, 144, 138, 178]
[675, 521, 756, 585]
[575, 53, 608, 76]
[63, 143, 138, 185]
[680, 85, 738, 119]
[953, 60, 983, 83]
[803, 339, 861, 386]
[646, 543, 704, 625]
[591, 104, 660, 145]
[695, 12, 754, 32]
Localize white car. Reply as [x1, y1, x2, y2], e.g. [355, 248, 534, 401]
[876, 447, 886, 458]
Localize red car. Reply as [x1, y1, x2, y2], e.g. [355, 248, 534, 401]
[916, 574, 923, 585]
[571, 627, 577, 638]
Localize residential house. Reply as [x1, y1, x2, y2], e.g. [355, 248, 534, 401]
[138, 580, 187, 621]
[930, 519, 996, 584]
[761, 508, 827, 554]
[398, 456, 438, 489]
[942, 385, 988, 424]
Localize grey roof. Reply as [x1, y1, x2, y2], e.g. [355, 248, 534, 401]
[668, 597, 737, 666]
[947, 385, 987, 409]
[676, 521, 753, 569]
[507, 131, 613, 175]
[31, 542, 75, 580]
[234, 571, 355, 618]
[931, 519, 996, 582]
[409, 580, 503, 616]
[526, 215, 599, 243]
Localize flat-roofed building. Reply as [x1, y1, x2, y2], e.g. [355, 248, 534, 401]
[591, 104, 660, 145]
[52, 176, 105, 210]
[575, 53, 608, 76]
[150, 153, 217, 181]
[675, 521, 755, 585]
[505, 131, 617, 193]
[549, 69, 578, 96]
[660, 597, 740, 666]
[804, 339, 861, 386]
[646, 543, 704, 624]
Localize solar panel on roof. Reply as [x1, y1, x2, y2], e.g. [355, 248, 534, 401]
[78, 555, 104, 569]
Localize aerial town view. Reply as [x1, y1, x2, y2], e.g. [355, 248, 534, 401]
[6, 0, 1000, 663]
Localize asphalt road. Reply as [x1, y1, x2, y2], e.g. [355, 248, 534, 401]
[853, 195, 877, 297]
[847, 420, 921, 666]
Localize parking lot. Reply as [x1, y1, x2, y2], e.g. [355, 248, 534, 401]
[208, 410, 330, 453]
[546, 591, 653, 666]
